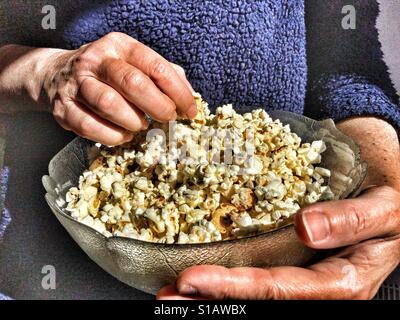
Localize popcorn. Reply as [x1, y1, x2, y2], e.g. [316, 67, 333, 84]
[231, 188, 255, 211]
[260, 180, 287, 200]
[231, 212, 253, 228]
[314, 166, 331, 177]
[66, 94, 333, 244]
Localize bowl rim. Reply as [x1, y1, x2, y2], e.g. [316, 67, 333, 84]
[43, 110, 367, 248]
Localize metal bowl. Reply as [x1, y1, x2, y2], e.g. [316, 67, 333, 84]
[42, 111, 367, 295]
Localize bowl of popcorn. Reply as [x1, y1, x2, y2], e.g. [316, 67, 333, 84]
[43, 94, 367, 294]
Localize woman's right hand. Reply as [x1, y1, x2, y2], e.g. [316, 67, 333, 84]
[43, 32, 196, 145]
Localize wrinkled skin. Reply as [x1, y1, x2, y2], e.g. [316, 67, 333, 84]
[0, 32, 196, 146]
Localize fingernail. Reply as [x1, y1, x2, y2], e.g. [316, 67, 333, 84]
[124, 132, 134, 143]
[185, 104, 198, 119]
[301, 211, 331, 243]
[141, 120, 149, 130]
[177, 283, 198, 295]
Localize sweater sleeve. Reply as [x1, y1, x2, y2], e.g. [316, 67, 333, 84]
[304, 0, 400, 131]
[308, 74, 400, 130]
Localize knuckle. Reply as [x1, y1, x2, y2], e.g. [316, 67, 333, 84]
[217, 269, 236, 299]
[75, 45, 102, 67]
[343, 203, 366, 235]
[78, 115, 96, 137]
[149, 58, 171, 81]
[98, 32, 135, 60]
[268, 284, 285, 300]
[103, 32, 138, 49]
[96, 90, 117, 114]
[122, 69, 146, 92]
[261, 271, 285, 300]
[105, 31, 123, 42]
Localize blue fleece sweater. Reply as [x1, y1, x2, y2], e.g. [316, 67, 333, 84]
[62, 0, 400, 129]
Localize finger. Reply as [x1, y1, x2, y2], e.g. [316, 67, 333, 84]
[173, 237, 400, 300]
[78, 77, 148, 131]
[295, 186, 400, 249]
[156, 285, 209, 300]
[175, 265, 325, 300]
[54, 99, 133, 146]
[118, 38, 196, 118]
[171, 63, 194, 93]
[98, 59, 177, 122]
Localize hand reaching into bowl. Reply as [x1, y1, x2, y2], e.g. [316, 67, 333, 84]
[157, 117, 400, 300]
[0, 32, 196, 145]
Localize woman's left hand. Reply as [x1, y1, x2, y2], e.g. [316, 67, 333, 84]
[157, 186, 400, 300]
[157, 117, 400, 300]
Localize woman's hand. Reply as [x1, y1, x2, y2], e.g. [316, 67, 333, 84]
[157, 117, 400, 300]
[0, 32, 196, 145]
[158, 186, 400, 300]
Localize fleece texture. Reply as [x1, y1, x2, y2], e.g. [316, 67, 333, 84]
[305, 0, 400, 130]
[64, 0, 308, 114]
[62, 0, 399, 129]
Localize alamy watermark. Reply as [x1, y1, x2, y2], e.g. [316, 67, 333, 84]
[140, 121, 257, 175]
[340, 264, 358, 293]
[42, 5, 56, 30]
[342, 5, 356, 30]
[40, 4, 356, 31]
[41, 265, 56, 290]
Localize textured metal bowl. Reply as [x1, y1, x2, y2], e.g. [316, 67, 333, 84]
[42, 111, 367, 295]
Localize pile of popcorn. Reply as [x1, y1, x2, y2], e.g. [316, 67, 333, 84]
[65, 93, 334, 244]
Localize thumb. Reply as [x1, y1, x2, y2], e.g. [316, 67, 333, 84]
[295, 186, 400, 249]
